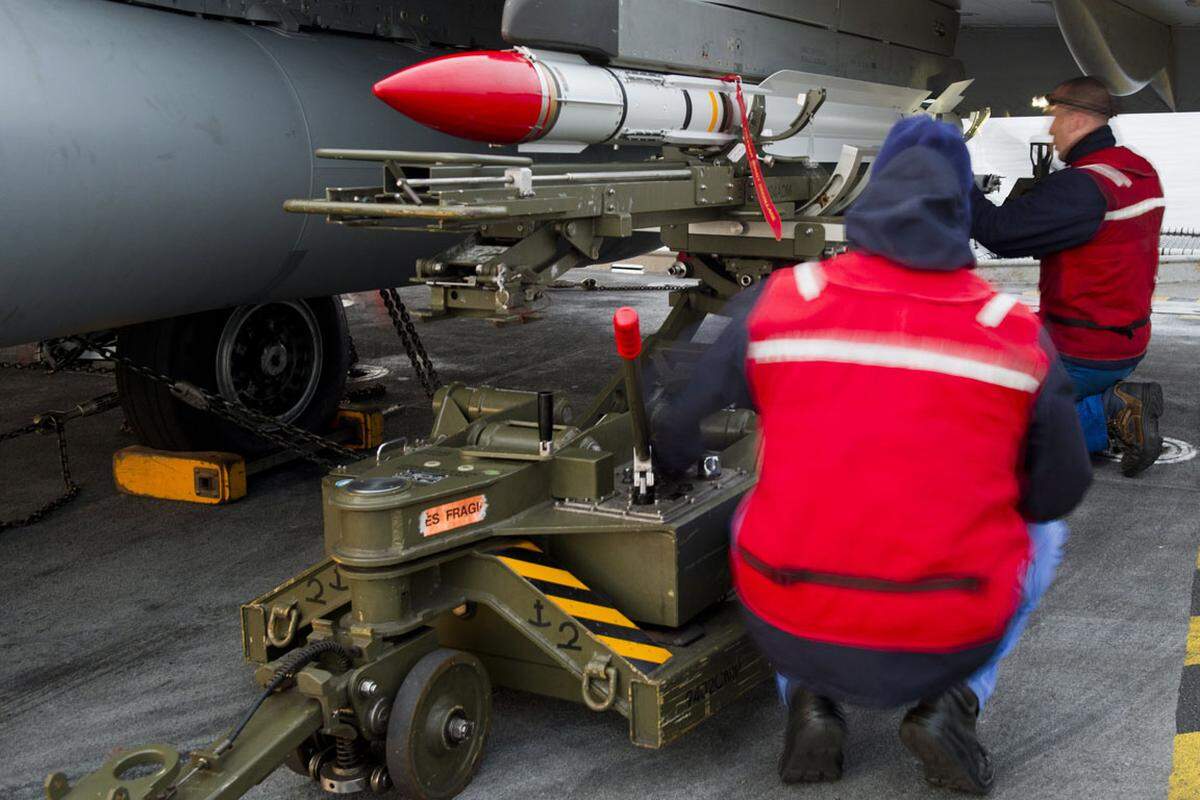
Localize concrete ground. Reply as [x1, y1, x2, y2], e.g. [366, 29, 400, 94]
[1, 273, 1198, 800]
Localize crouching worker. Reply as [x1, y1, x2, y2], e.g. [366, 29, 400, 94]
[654, 116, 1092, 794]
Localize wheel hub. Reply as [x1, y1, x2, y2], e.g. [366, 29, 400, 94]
[215, 300, 324, 422]
[260, 342, 289, 376]
[443, 710, 475, 746]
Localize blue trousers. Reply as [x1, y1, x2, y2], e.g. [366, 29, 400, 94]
[965, 520, 1068, 709]
[1063, 361, 1138, 453]
[775, 520, 1069, 711]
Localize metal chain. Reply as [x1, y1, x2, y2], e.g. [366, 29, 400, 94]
[0, 358, 112, 376]
[75, 339, 359, 470]
[0, 354, 114, 530]
[0, 415, 81, 532]
[378, 288, 441, 399]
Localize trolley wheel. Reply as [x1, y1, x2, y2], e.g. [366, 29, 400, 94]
[385, 648, 492, 800]
[115, 296, 349, 455]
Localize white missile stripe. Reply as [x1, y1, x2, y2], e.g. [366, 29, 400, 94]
[1078, 163, 1132, 188]
[976, 293, 1020, 328]
[747, 338, 1042, 392]
[1104, 197, 1166, 221]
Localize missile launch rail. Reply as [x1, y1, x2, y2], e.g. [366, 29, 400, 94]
[282, 145, 843, 323]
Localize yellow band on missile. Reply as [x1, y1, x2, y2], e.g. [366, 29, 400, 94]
[707, 90, 720, 133]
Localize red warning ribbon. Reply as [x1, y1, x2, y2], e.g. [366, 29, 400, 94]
[722, 74, 782, 241]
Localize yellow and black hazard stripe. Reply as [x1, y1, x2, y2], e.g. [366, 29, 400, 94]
[494, 542, 673, 675]
[1169, 553, 1200, 798]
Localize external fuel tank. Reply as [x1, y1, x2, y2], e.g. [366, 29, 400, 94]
[0, 0, 480, 347]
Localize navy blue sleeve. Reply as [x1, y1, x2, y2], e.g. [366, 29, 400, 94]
[1019, 330, 1093, 522]
[971, 169, 1107, 259]
[652, 286, 760, 477]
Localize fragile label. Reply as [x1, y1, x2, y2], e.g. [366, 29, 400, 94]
[419, 494, 488, 537]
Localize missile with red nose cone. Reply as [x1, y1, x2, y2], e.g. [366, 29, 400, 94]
[374, 47, 939, 157]
[373, 47, 756, 153]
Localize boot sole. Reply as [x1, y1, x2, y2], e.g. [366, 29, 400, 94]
[1122, 383, 1164, 477]
[899, 716, 992, 795]
[780, 717, 845, 783]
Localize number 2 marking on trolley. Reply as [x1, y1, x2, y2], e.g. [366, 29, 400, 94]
[557, 621, 581, 651]
[304, 568, 347, 607]
[305, 577, 326, 606]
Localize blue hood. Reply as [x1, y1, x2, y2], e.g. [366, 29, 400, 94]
[845, 116, 975, 270]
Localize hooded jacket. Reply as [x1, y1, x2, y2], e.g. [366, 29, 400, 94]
[654, 117, 1091, 705]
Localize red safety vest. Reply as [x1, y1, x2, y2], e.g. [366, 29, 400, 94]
[733, 251, 1049, 653]
[1040, 146, 1164, 361]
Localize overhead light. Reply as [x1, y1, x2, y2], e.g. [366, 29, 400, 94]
[1031, 95, 1049, 109]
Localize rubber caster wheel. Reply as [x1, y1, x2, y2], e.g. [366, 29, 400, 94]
[386, 648, 491, 800]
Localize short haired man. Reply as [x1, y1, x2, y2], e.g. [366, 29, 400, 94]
[972, 76, 1166, 476]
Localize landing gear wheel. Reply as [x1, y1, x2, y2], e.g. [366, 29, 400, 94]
[115, 296, 350, 455]
[385, 648, 492, 800]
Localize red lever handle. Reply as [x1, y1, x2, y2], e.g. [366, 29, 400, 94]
[613, 306, 642, 360]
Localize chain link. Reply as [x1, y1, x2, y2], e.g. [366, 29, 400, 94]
[0, 358, 112, 376]
[1, 356, 115, 531]
[378, 288, 442, 399]
[75, 339, 359, 470]
[0, 415, 81, 531]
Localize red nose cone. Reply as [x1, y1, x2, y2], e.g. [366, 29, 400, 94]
[613, 307, 642, 360]
[373, 50, 546, 144]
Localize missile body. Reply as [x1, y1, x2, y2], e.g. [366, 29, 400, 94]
[372, 48, 938, 161]
[375, 48, 782, 154]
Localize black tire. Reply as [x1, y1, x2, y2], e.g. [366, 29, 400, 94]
[386, 648, 492, 800]
[116, 296, 350, 455]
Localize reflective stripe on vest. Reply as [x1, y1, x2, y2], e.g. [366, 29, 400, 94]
[747, 334, 1042, 393]
[1105, 196, 1166, 221]
[792, 261, 826, 300]
[1077, 163, 1132, 188]
[976, 293, 1019, 328]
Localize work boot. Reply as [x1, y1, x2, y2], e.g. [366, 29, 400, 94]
[1107, 381, 1164, 477]
[899, 684, 994, 795]
[779, 688, 847, 783]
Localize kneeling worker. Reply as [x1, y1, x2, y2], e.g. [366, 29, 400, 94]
[972, 76, 1165, 476]
[654, 116, 1092, 793]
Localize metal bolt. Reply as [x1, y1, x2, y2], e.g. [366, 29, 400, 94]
[369, 766, 392, 795]
[365, 698, 392, 735]
[804, 226, 814, 236]
[606, 188, 616, 196]
[445, 716, 476, 744]
[566, 222, 577, 235]
[699, 184, 708, 190]
[357, 678, 379, 698]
